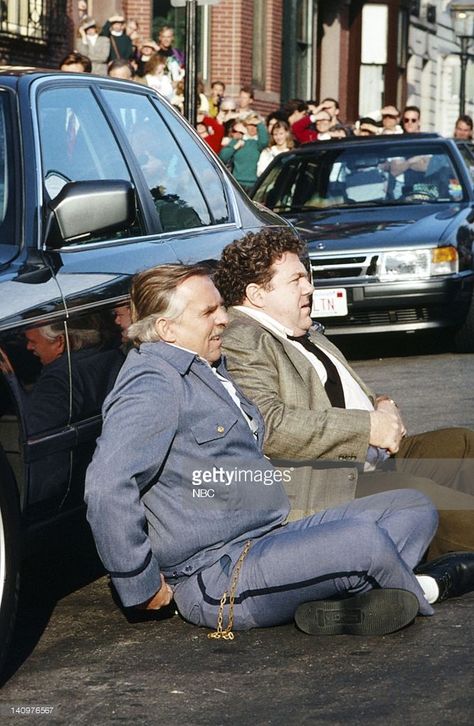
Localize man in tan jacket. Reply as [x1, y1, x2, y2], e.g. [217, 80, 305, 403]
[214, 228, 474, 556]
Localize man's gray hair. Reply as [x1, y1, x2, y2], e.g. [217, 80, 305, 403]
[128, 263, 211, 345]
[39, 321, 101, 351]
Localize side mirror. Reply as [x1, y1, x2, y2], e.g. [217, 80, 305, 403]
[45, 179, 135, 247]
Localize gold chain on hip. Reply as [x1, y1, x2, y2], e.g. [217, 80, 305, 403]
[208, 540, 252, 641]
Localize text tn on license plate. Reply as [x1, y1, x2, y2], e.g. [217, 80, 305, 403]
[311, 288, 348, 317]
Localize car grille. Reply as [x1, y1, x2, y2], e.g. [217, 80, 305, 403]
[310, 254, 377, 280]
[328, 307, 431, 327]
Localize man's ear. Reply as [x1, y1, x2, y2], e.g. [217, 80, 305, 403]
[245, 282, 266, 308]
[155, 318, 176, 343]
[56, 334, 66, 354]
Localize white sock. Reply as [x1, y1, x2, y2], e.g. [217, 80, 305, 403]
[416, 575, 440, 604]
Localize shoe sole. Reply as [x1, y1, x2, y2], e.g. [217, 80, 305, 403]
[294, 589, 419, 636]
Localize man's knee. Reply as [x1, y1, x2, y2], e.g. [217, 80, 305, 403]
[333, 520, 398, 571]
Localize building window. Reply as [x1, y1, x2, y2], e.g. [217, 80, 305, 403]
[281, 0, 315, 102]
[0, 0, 47, 42]
[252, 0, 266, 89]
[359, 3, 388, 115]
[295, 0, 314, 99]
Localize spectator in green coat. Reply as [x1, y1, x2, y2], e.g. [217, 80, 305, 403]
[219, 115, 269, 193]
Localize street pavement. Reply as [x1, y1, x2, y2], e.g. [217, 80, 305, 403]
[1, 333, 473, 725]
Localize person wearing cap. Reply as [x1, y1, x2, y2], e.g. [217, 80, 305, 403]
[76, 17, 110, 76]
[101, 14, 134, 63]
[380, 105, 403, 135]
[136, 39, 159, 77]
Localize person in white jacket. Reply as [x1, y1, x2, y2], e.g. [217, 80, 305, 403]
[257, 121, 294, 177]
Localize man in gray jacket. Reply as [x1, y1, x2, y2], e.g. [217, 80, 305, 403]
[214, 229, 474, 558]
[84, 263, 467, 638]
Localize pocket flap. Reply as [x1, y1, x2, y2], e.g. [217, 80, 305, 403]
[191, 414, 239, 444]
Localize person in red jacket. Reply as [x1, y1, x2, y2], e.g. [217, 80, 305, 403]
[195, 113, 225, 155]
[286, 99, 318, 145]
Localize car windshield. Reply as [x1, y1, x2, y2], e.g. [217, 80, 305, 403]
[252, 142, 467, 211]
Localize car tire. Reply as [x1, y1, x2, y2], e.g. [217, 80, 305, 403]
[454, 293, 474, 353]
[0, 456, 20, 675]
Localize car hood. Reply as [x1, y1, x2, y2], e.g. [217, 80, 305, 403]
[286, 203, 467, 253]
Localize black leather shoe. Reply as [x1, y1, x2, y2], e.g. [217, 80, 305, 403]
[414, 551, 474, 602]
[294, 589, 418, 636]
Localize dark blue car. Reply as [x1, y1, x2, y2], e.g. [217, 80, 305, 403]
[252, 134, 474, 351]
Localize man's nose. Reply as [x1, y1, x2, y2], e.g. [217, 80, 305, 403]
[302, 278, 315, 295]
[216, 307, 228, 327]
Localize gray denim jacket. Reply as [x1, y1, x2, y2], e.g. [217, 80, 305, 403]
[85, 342, 290, 607]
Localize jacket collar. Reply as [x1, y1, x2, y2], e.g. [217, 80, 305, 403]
[139, 341, 196, 374]
[139, 340, 229, 378]
[226, 306, 347, 365]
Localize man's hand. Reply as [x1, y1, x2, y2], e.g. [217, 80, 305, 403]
[369, 405, 405, 454]
[375, 396, 407, 437]
[135, 574, 174, 611]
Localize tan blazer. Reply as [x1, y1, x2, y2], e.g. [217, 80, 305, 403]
[223, 308, 375, 517]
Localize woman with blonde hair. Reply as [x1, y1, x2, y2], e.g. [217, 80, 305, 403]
[257, 120, 294, 177]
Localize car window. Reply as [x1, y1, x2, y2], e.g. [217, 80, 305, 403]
[36, 86, 142, 243]
[0, 91, 17, 254]
[102, 89, 214, 232]
[253, 143, 467, 210]
[456, 142, 474, 183]
[153, 98, 230, 225]
[0, 324, 73, 511]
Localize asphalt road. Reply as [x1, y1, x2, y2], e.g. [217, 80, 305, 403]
[1, 332, 474, 725]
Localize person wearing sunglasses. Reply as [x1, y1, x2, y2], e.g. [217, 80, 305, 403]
[402, 106, 421, 133]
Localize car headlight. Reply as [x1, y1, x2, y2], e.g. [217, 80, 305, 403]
[377, 247, 458, 281]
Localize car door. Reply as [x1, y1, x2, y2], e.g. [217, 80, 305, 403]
[31, 77, 245, 507]
[99, 86, 247, 263]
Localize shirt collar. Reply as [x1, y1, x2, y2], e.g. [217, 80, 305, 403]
[233, 305, 294, 338]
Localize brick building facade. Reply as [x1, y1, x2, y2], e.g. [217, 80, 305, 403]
[5, 1, 464, 128]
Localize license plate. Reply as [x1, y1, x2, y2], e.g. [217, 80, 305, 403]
[311, 288, 348, 317]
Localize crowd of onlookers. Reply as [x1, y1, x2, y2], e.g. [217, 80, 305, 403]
[62, 10, 474, 192]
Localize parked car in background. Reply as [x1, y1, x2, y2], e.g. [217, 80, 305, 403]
[0, 69, 288, 670]
[251, 134, 474, 351]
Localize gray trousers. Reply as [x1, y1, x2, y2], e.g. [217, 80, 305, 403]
[173, 489, 438, 631]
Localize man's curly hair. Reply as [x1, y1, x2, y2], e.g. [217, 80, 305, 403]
[214, 228, 306, 307]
